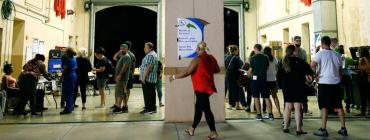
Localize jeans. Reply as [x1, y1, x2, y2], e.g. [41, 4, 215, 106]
[142, 82, 156, 111]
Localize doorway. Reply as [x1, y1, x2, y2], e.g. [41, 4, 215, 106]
[224, 7, 239, 54]
[95, 6, 157, 68]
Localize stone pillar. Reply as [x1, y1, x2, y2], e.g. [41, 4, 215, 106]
[164, 0, 225, 122]
[313, 0, 338, 38]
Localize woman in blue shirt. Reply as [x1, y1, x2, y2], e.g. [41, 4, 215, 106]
[60, 48, 77, 115]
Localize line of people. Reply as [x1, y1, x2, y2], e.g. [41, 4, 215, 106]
[224, 35, 370, 137]
[92, 41, 164, 114]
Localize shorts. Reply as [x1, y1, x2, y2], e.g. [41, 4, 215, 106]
[318, 84, 343, 109]
[97, 78, 108, 89]
[127, 76, 134, 89]
[267, 81, 278, 92]
[115, 80, 128, 97]
[251, 79, 269, 98]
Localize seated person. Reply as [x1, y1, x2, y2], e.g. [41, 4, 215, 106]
[1, 63, 21, 98]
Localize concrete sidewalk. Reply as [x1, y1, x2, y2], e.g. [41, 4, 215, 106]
[0, 118, 369, 140]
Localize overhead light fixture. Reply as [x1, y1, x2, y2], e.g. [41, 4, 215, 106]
[84, 0, 91, 11]
[244, 1, 250, 12]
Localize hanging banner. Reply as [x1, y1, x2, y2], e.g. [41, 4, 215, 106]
[177, 18, 209, 59]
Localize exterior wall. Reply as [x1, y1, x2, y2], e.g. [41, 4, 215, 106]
[164, 0, 225, 122]
[245, 0, 314, 60]
[337, 0, 370, 49]
[244, 0, 257, 60]
[0, 0, 89, 76]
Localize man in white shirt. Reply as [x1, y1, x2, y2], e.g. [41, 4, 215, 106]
[311, 36, 347, 137]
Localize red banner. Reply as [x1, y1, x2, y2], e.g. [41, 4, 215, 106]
[301, 0, 312, 6]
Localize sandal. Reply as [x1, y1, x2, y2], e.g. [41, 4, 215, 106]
[185, 128, 194, 136]
[207, 132, 218, 140]
[207, 135, 218, 140]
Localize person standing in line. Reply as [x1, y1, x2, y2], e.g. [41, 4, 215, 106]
[74, 49, 92, 110]
[243, 51, 255, 112]
[93, 47, 110, 108]
[15, 54, 52, 116]
[248, 44, 273, 121]
[156, 60, 164, 107]
[112, 44, 131, 113]
[336, 45, 354, 113]
[60, 48, 78, 115]
[112, 41, 136, 112]
[139, 42, 159, 114]
[169, 41, 220, 139]
[355, 46, 370, 116]
[292, 36, 312, 116]
[263, 46, 282, 117]
[311, 36, 348, 137]
[126, 41, 137, 111]
[224, 46, 233, 96]
[226, 45, 244, 110]
[278, 45, 313, 135]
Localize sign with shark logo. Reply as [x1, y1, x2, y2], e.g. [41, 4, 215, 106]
[177, 18, 209, 59]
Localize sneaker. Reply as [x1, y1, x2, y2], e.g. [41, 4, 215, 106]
[256, 114, 263, 121]
[110, 105, 118, 109]
[263, 113, 274, 120]
[31, 112, 40, 116]
[150, 110, 157, 114]
[314, 128, 328, 137]
[268, 113, 274, 120]
[354, 113, 365, 117]
[159, 103, 164, 107]
[338, 127, 348, 136]
[121, 106, 128, 113]
[112, 108, 122, 114]
[245, 107, 251, 112]
[304, 111, 313, 116]
[82, 107, 86, 110]
[140, 110, 150, 114]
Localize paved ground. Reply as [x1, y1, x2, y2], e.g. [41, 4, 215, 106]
[2, 85, 369, 140]
[0, 118, 369, 140]
[1, 86, 365, 124]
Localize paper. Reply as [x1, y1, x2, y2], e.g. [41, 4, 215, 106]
[253, 75, 257, 80]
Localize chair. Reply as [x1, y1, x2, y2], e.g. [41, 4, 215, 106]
[37, 81, 58, 110]
[0, 81, 19, 114]
[0, 90, 6, 119]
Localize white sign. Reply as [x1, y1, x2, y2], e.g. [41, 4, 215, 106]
[177, 18, 207, 59]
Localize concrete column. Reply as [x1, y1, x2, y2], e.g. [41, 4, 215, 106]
[313, 0, 338, 38]
[164, 0, 225, 122]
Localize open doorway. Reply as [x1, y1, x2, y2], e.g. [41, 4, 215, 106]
[95, 6, 157, 69]
[224, 7, 239, 54]
[11, 19, 25, 77]
[93, 5, 162, 121]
